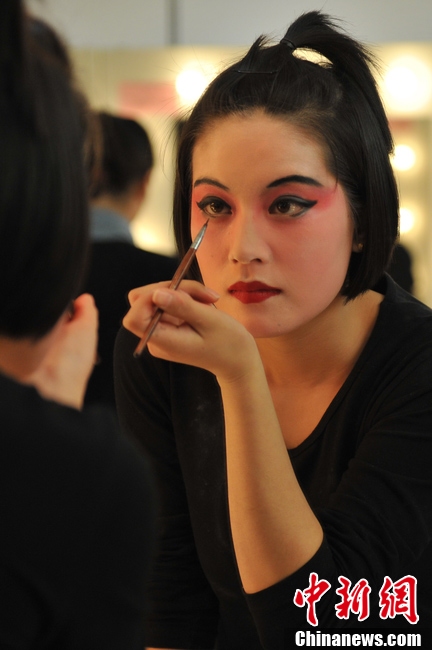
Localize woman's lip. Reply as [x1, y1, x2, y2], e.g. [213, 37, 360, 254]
[228, 281, 280, 291]
[228, 281, 281, 304]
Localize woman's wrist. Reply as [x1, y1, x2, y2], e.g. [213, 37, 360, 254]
[215, 337, 264, 389]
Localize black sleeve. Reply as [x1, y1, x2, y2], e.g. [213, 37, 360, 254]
[114, 327, 219, 649]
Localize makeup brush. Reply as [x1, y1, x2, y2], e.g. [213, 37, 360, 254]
[133, 220, 209, 358]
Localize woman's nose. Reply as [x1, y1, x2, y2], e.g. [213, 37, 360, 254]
[228, 214, 270, 265]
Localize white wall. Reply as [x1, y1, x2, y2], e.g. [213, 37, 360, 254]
[26, 0, 432, 48]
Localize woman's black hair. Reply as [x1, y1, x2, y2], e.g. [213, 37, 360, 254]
[89, 112, 154, 199]
[173, 11, 399, 300]
[0, 0, 90, 338]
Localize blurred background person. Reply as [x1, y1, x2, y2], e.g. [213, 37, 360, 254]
[84, 111, 178, 409]
[0, 3, 155, 647]
[388, 242, 414, 293]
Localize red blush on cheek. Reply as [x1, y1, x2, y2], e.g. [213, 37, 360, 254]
[314, 184, 349, 216]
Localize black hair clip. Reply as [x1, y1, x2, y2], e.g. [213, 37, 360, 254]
[280, 37, 296, 51]
[235, 68, 278, 74]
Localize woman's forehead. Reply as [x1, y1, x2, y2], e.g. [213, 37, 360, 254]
[191, 112, 333, 186]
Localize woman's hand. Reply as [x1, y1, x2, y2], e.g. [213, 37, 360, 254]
[124, 281, 260, 384]
[27, 293, 98, 410]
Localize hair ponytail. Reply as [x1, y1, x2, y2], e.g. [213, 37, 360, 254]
[282, 11, 393, 154]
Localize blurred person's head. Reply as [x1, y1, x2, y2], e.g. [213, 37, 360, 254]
[28, 13, 102, 192]
[0, 0, 90, 339]
[90, 112, 154, 222]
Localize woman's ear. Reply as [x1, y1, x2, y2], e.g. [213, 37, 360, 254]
[352, 230, 364, 253]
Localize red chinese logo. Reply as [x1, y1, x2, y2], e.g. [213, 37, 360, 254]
[335, 576, 371, 621]
[379, 575, 419, 624]
[293, 572, 331, 626]
[293, 573, 419, 626]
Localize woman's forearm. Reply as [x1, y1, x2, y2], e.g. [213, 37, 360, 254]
[218, 361, 323, 594]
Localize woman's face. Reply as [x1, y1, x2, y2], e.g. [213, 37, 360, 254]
[190, 111, 356, 339]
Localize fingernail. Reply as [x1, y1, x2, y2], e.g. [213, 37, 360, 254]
[205, 287, 220, 300]
[153, 289, 172, 307]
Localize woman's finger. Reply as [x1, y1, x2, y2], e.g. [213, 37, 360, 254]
[128, 280, 219, 306]
[128, 280, 171, 305]
[124, 281, 219, 338]
[151, 288, 215, 330]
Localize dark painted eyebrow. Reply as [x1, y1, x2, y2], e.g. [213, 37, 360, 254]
[193, 175, 322, 190]
[193, 177, 229, 190]
[267, 175, 323, 188]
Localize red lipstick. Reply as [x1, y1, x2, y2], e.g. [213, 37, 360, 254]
[228, 281, 281, 304]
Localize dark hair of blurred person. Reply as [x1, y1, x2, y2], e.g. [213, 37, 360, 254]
[28, 14, 73, 76]
[0, 10, 89, 339]
[27, 14, 102, 192]
[90, 111, 153, 202]
[0, 2, 155, 648]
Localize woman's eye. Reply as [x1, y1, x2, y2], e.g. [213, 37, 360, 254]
[196, 197, 231, 217]
[269, 196, 317, 218]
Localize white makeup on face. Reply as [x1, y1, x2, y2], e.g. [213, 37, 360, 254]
[190, 110, 354, 339]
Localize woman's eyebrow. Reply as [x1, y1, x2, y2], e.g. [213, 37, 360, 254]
[193, 175, 322, 190]
[193, 177, 229, 190]
[267, 175, 323, 188]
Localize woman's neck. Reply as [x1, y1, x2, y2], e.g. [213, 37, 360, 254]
[256, 290, 383, 390]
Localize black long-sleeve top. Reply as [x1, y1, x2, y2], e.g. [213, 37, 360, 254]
[114, 275, 432, 649]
